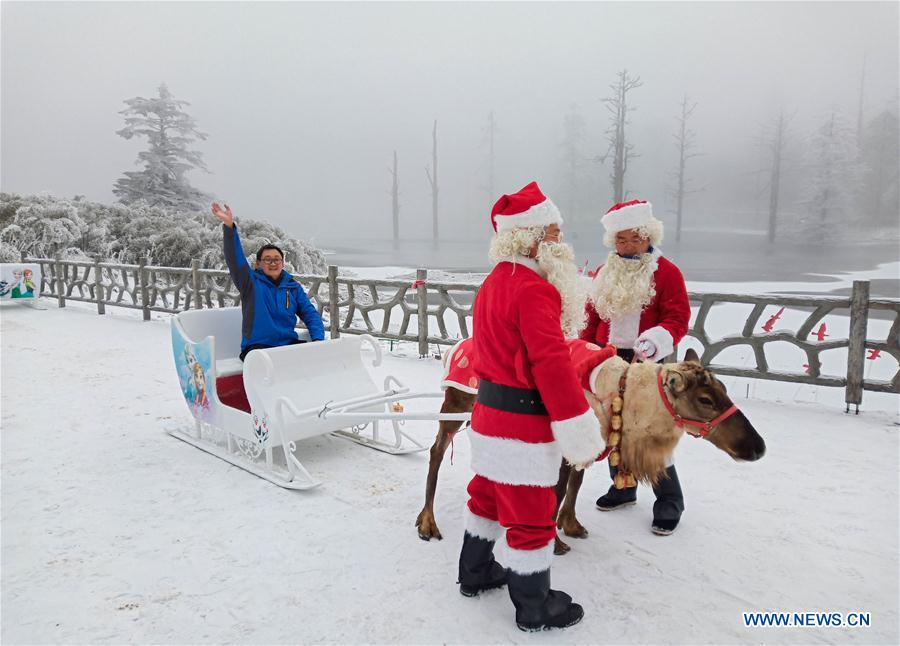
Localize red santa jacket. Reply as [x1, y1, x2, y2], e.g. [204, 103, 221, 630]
[581, 253, 690, 359]
[468, 258, 605, 487]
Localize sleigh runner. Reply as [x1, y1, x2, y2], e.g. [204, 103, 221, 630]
[170, 307, 470, 489]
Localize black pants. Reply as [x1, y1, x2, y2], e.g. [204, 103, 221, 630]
[239, 339, 305, 361]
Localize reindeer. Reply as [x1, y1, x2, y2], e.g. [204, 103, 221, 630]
[415, 341, 765, 554]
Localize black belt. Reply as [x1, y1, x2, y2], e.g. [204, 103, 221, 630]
[477, 378, 547, 416]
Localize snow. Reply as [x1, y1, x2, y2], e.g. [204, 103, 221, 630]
[2, 286, 898, 644]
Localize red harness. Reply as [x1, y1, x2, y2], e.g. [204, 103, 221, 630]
[656, 369, 739, 438]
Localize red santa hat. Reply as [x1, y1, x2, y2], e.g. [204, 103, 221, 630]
[491, 181, 562, 232]
[601, 199, 657, 233]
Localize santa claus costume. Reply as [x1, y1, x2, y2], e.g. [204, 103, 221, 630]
[458, 181, 606, 632]
[580, 199, 691, 535]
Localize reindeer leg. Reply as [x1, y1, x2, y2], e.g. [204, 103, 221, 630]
[415, 389, 475, 541]
[557, 468, 588, 539]
[553, 461, 573, 555]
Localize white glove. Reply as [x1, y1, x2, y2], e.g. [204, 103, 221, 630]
[634, 338, 658, 360]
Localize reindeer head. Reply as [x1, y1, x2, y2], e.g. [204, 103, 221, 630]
[663, 349, 766, 462]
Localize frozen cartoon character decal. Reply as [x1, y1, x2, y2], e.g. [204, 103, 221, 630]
[190, 358, 210, 411]
[20, 269, 36, 298]
[9, 270, 24, 298]
[0, 264, 40, 300]
[252, 413, 270, 445]
[171, 324, 215, 422]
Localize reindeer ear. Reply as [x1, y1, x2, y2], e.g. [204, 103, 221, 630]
[683, 348, 701, 364]
[666, 369, 688, 393]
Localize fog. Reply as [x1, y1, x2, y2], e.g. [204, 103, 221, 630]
[2, 1, 898, 255]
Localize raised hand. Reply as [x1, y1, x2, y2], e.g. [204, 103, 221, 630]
[211, 202, 234, 228]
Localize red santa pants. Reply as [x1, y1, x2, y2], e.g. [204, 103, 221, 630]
[466, 474, 556, 552]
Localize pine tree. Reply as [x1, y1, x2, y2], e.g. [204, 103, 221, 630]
[113, 84, 211, 212]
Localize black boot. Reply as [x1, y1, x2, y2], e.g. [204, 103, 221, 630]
[651, 465, 685, 536]
[595, 462, 637, 511]
[508, 569, 584, 631]
[458, 533, 508, 597]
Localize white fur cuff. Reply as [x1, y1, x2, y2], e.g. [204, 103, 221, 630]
[468, 430, 562, 487]
[503, 539, 554, 575]
[637, 325, 675, 360]
[551, 409, 604, 465]
[464, 507, 505, 542]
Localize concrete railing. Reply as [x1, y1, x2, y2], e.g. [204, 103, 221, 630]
[23, 255, 899, 410]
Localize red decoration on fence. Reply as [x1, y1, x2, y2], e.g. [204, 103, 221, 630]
[802, 363, 811, 374]
[867, 349, 882, 360]
[761, 306, 785, 332]
[411, 279, 425, 289]
[813, 323, 828, 342]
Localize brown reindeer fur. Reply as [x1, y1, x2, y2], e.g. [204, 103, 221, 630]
[589, 357, 681, 488]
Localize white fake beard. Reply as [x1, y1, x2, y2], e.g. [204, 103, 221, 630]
[590, 250, 659, 320]
[536, 241, 589, 338]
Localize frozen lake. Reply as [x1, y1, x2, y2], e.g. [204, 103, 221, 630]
[318, 230, 899, 298]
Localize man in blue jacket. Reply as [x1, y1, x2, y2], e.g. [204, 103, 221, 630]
[212, 202, 325, 359]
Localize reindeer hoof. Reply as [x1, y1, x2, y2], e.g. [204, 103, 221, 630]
[557, 510, 589, 539]
[563, 524, 589, 539]
[415, 511, 443, 541]
[554, 535, 571, 555]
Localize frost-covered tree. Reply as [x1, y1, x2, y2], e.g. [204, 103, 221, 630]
[113, 84, 211, 212]
[0, 199, 88, 258]
[861, 109, 899, 226]
[0, 193, 328, 274]
[796, 111, 864, 243]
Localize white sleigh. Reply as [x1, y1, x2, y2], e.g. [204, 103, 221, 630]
[169, 307, 469, 489]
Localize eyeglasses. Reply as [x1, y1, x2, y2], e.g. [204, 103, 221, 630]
[259, 258, 284, 266]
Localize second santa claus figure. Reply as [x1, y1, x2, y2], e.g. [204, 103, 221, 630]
[581, 199, 692, 535]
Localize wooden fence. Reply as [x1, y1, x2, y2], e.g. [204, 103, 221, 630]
[22, 254, 899, 411]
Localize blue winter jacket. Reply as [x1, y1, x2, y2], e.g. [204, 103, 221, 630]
[223, 224, 325, 351]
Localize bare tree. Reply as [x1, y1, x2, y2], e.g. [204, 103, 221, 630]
[389, 150, 400, 247]
[480, 111, 498, 199]
[425, 120, 439, 243]
[757, 110, 793, 244]
[669, 95, 702, 242]
[560, 104, 588, 224]
[597, 70, 643, 202]
[856, 54, 867, 148]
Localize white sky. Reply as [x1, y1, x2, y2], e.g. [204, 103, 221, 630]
[2, 1, 897, 241]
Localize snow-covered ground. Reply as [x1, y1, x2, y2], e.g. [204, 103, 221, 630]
[2, 295, 898, 644]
